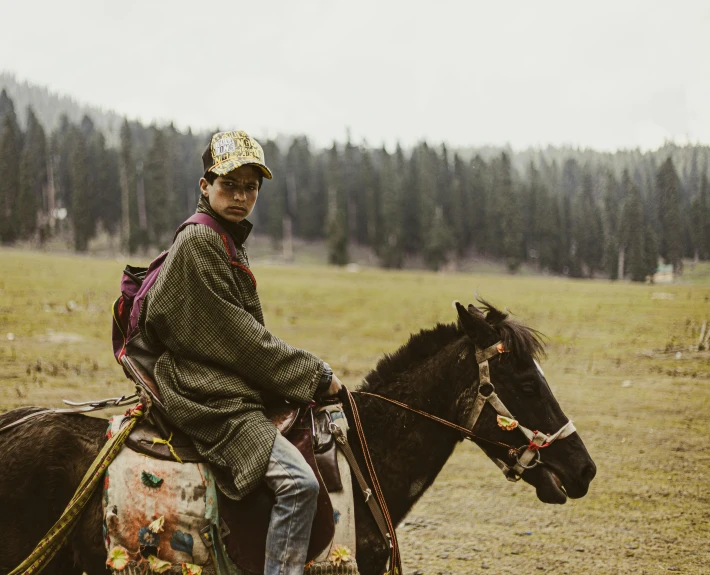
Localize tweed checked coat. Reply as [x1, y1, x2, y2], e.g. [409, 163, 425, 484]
[139, 196, 326, 500]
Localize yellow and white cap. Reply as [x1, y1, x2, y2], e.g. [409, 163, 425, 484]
[202, 130, 273, 179]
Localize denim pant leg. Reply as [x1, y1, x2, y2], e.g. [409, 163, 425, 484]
[263, 431, 320, 575]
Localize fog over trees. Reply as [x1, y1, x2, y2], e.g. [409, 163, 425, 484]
[0, 83, 708, 282]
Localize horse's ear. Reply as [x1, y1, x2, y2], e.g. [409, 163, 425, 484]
[467, 303, 485, 319]
[456, 302, 498, 347]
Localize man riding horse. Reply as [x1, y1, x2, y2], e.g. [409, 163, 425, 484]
[137, 130, 343, 575]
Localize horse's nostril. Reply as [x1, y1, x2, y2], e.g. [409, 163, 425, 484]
[581, 462, 597, 483]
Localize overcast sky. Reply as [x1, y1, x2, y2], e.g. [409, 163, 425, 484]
[1, 0, 708, 151]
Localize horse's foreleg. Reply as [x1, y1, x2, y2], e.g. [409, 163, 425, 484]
[354, 496, 390, 575]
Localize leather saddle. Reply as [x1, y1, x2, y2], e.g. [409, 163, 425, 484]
[120, 356, 341, 573]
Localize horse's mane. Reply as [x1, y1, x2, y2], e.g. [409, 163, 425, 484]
[365, 299, 546, 385]
[478, 298, 546, 362]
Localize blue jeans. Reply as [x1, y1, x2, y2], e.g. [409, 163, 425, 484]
[263, 431, 320, 575]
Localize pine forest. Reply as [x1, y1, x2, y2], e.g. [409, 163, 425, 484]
[1, 87, 708, 282]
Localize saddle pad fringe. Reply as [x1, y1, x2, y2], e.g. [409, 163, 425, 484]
[110, 565, 216, 575]
[305, 562, 360, 575]
[110, 561, 357, 575]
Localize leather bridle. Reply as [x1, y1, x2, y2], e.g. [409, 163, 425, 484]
[354, 339, 576, 483]
[340, 338, 577, 575]
[467, 340, 576, 481]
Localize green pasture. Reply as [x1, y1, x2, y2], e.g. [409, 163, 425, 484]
[1, 248, 709, 574]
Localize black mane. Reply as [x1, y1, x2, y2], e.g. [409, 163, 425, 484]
[365, 300, 546, 386]
[366, 322, 463, 384]
[477, 299, 546, 362]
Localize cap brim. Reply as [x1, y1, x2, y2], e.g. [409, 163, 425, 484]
[209, 158, 273, 180]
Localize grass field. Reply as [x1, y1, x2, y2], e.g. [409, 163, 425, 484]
[1, 248, 709, 574]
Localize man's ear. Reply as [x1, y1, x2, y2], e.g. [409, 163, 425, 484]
[455, 302, 498, 348]
[199, 177, 210, 197]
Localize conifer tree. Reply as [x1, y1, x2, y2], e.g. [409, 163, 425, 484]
[656, 157, 683, 273]
[285, 137, 323, 240]
[436, 143, 453, 229]
[16, 108, 47, 240]
[690, 174, 709, 260]
[378, 145, 405, 268]
[69, 125, 92, 251]
[144, 127, 174, 247]
[342, 138, 367, 245]
[602, 171, 622, 278]
[643, 226, 659, 279]
[0, 94, 22, 244]
[450, 153, 470, 256]
[0, 89, 13, 122]
[51, 115, 74, 219]
[174, 128, 201, 220]
[469, 155, 488, 252]
[489, 152, 523, 270]
[619, 174, 654, 282]
[575, 172, 604, 277]
[326, 143, 348, 265]
[401, 145, 422, 253]
[361, 148, 381, 251]
[119, 120, 137, 253]
[484, 152, 510, 259]
[502, 184, 524, 272]
[161, 124, 183, 232]
[261, 140, 287, 245]
[558, 159, 583, 276]
[523, 162, 542, 265]
[524, 162, 561, 272]
[414, 143, 452, 270]
[81, 116, 120, 238]
[539, 192, 562, 273]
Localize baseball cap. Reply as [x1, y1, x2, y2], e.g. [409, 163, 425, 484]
[202, 130, 273, 180]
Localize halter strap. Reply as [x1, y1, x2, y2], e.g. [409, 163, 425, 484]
[465, 341, 575, 481]
[356, 340, 576, 484]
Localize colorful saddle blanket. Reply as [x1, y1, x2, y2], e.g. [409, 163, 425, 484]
[102, 405, 358, 575]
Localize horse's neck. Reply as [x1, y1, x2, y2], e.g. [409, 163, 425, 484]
[355, 339, 470, 525]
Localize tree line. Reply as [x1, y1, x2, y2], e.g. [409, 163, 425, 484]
[1, 89, 708, 281]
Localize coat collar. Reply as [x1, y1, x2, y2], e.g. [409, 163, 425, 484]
[196, 195, 253, 246]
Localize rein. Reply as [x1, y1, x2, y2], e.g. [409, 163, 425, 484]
[352, 390, 517, 451]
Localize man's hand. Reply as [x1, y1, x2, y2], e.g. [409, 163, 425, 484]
[325, 373, 344, 397]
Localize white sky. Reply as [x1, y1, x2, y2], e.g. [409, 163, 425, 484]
[1, 0, 708, 151]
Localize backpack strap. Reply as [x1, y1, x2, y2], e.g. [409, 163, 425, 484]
[174, 213, 256, 288]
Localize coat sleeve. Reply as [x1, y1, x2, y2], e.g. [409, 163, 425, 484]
[141, 225, 324, 403]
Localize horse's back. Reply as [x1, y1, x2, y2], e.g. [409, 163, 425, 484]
[0, 408, 107, 575]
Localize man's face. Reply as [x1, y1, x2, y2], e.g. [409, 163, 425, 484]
[199, 165, 261, 223]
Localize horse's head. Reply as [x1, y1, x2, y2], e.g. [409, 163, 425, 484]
[455, 301, 596, 504]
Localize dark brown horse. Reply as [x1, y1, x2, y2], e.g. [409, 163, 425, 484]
[0, 302, 595, 575]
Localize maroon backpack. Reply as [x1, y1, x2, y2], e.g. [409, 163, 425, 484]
[111, 213, 254, 364]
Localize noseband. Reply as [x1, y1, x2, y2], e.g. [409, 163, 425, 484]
[465, 341, 576, 481]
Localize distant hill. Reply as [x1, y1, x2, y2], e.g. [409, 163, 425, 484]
[1, 71, 709, 183]
[0, 72, 125, 145]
